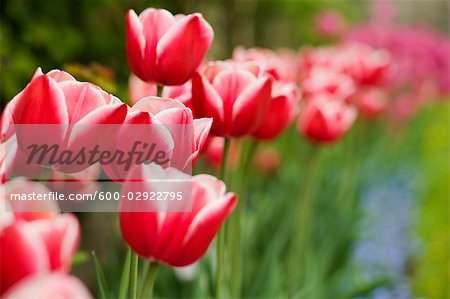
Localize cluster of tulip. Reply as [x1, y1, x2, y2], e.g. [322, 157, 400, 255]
[1, 5, 448, 299]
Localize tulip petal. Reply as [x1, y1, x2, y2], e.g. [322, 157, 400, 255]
[140, 9, 176, 82]
[126, 10, 147, 81]
[231, 77, 272, 136]
[59, 82, 108, 124]
[156, 14, 213, 85]
[26, 214, 80, 272]
[191, 74, 224, 135]
[174, 192, 237, 266]
[12, 75, 68, 125]
[3, 273, 93, 299]
[0, 224, 49, 294]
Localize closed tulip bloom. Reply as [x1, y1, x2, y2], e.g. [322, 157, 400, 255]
[120, 166, 237, 267]
[0, 181, 80, 294]
[126, 9, 214, 86]
[192, 61, 273, 137]
[297, 95, 357, 143]
[252, 83, 299, 140]
[3, 273, 92, 299]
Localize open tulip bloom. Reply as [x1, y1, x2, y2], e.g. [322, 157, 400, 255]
[1, 2, 449, 299]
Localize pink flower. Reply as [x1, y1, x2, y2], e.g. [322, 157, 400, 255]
[3, 273, 92, 299]
[233, 47, 297, 82]
[103, 97, 211, 180]
[315, 10, 346, 37]
[119, 166, 237, 267]
[353, 87, 388, 118]
[0, 178, 80, 294]
[302, 67, 356, 101]
[5, 68, 127, 173]
[192, 61, 273, 137]
[251, 83, 299, 140]
[126, 8, 214, 85]
[297, 94, 357, 143]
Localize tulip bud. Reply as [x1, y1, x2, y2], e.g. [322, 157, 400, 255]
[126, 9, 214, 86]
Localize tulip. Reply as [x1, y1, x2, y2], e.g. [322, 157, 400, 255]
[192, 61, 273, 137]
[251, 83, 299, 140]
[302, 67, 356, 101]
[0, 214, 79, 294]
[352, 87, 388, 118]
[3, 273, 92, 299]
[254, 147, 281, 173]
[7, 68, 127, 173]
[0, 178, 80, 294]
[103, 97, 211, 180]
[314, 10, 346, 38]
[126, 8, 214, 86]
[119, 165, 237, 267]
[297, 94, 357, 143]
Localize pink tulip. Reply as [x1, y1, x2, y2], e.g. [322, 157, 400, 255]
[353, 87, 388, 118]
[3, 273, 92, 299]
[103, 97, 211, 180]
[254, 147, 281, 173]
[126, 8, 214, 86]
[192, 61, 273, 137]
[251, 83, 299, 140]
[314, 10, 346, 38]
[302, 67, 356, 101]
[6, 68, 127, 173]
[0, 181, 80, 294]
[297, 94, 357, 143]
[120, 165, 237, 267]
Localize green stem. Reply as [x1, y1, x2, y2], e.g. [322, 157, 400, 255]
[229, 139, 258, 297]
[215, 137, 231, 299]
[287, 142, 321, 288]
[118, 249, 131, 299]
[129, 252, 139, 299]
[157, 84, 164, 97]
[140, 262, 159, 299]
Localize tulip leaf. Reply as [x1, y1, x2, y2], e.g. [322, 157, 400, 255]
[91, 251, 111, 299]
[118, 249, 132, 299]
[71, 250, 89, 267]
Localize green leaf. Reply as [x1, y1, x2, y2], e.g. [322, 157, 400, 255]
[71, 250, 89, 267]
[118, 249, 131, 299]
[91, 251, 110, 299]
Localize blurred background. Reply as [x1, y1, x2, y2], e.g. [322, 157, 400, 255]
[1, 0, 449, 298]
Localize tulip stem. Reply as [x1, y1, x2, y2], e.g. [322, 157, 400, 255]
[157, 84, 164, 97]
[140, 262, 159, 299]
[215, 137, 231, 299]
[129, 251, 139, 299]
[287, 142, 321, 289]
